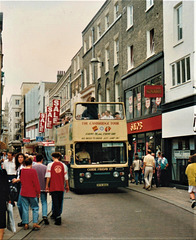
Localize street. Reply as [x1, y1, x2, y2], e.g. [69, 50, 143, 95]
[23, 188, 195, 240]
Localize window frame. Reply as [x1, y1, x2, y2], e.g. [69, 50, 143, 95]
[171, 55, 191, 87]
[127, 5, 133, 30]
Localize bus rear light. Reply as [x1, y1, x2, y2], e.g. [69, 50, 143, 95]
[85, 172, 91, 179]
[79, 178, 84, 183]
[120, 172, 124, 176]
[113, 171, 119, 178]
[80, 173, 85, 177]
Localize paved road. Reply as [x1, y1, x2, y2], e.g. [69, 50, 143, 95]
[23, 188, 195, 240]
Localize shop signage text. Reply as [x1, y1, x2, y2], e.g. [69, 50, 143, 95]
[127, 115, 162, 134]
[144, 85, 163, 98]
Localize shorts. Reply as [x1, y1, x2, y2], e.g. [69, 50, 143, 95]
[0, 210, 6, 228]
[188, 186, 196, 193]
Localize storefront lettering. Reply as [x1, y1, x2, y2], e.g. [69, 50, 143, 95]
[130, 122, 143, 132]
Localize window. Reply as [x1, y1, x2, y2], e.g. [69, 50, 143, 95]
[15, 112, 20, 117]
[84, 41, 87, 53]
[105, 14, 109, 30]
[176, 4, 183, 41]
[146, 0, 154, 11]
[105, 79, 110, 103]
[105, 47, 110, 73]
[89, 35, 92, 49]
[83, 68, 87, 88]
[126, 75, 162, 121]
[15, 123, 20, 129]
[171, 56, 191, 86]
[114, 2, 119, 20]
[114, 38, 119, 66]
[15, 99, 20, 105]
[127, 45, 134, 70]
[77, 55, 80, 70]
[89, 63, 93, 85]
[147, 28, 155, 57]
[127, 5, 133, 29]
[97, 56, 101, 79]
[97, 23, 101, 38]
[74, 59, 77, 73]
[98, 84, 102, 102]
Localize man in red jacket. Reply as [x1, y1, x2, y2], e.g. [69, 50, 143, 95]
[20, 157, 41, 230]
[45, 152, 69, 225]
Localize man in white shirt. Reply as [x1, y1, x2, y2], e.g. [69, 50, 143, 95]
[3, 152, 16, 181]
[101, 110, 114, 119]
[142, 150, 155, 190]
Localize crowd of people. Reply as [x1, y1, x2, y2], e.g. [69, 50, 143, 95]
[130, 150, 196, 209]
[0, 150, 69, 240]
[130, 150, 169, 190]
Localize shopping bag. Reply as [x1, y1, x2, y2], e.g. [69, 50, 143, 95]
[7, 203, 16, 233]
[9, 183, 19, 202]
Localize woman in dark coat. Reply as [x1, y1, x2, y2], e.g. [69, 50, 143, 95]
[0, 166, 10, 240]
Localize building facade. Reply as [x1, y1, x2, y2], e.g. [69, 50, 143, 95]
[8, 94, 22, 151]
[121, 0, 164, 162]
[162, 0, 196, 185]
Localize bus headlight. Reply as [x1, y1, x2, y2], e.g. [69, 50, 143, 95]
[85, 172, 91, 179]
[113, 171, 119, 178]
[79, 178, 84, 183]
[121, 176, 125, 181]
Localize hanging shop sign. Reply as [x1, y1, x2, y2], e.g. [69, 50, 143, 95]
[46, 107, 53, 129]
[39, 113, 45, 133]
[144, 85, 163, 98]
[53, 99, 61, 125]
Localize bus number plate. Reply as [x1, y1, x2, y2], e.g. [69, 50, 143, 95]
[96, 183, 109, 187]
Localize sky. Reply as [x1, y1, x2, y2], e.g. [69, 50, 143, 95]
[0, 0, 105, 107]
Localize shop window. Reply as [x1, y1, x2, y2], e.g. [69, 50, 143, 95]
[125, 90, 133, 120]
[146, 132, 155, 153]
[133, 87, 141, 118]
[125, 75, 162, 121]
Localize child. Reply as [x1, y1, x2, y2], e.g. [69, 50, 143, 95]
[185, 154, 196, 208]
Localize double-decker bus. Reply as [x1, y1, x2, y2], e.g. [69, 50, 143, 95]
[55, 102, 129, 191]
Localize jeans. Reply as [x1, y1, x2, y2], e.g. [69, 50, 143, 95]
[21, 196, 39, 224]
[40, 192, 48, 217]
[17, 193, 23, 220]
[134, 171, 139, 184]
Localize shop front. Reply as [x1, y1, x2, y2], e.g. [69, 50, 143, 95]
[162, 104, 196, 185]
[127, 115, 162, 162]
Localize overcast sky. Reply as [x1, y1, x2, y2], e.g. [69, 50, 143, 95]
[1, 0, 105, 107]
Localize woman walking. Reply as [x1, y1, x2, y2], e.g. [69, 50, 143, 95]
[20, 157, 41, 230]
[0, 165, 10, 240]
[12, 152, 26, 227]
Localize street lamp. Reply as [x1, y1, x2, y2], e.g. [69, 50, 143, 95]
[90, 58, 104, 66]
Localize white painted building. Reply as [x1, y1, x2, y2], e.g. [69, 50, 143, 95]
[8, 95, 22, 151]
[162, 0, 196, 184]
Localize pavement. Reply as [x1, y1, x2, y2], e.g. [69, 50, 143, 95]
[4, 183, 195, 240]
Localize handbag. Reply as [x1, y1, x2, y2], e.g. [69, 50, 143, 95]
[10, 183, 19, 202]
[7, 202, 16, 232]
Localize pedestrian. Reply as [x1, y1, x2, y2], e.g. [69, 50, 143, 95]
[132, 153, 142, 185]
[0, 166, 10, 240]
[45, 152, 69, 226]
[3, 152, 17, 206]
[142, 149, 155, 190]
[33, 154, 49, 225]
[3, 152, 16, 181]
[12, 152, 26, 227]
[20, 157, 41, 230]
[160, 153, 169, 187]
[185, 154, 196, 208]
[156, 152, 162, 187]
